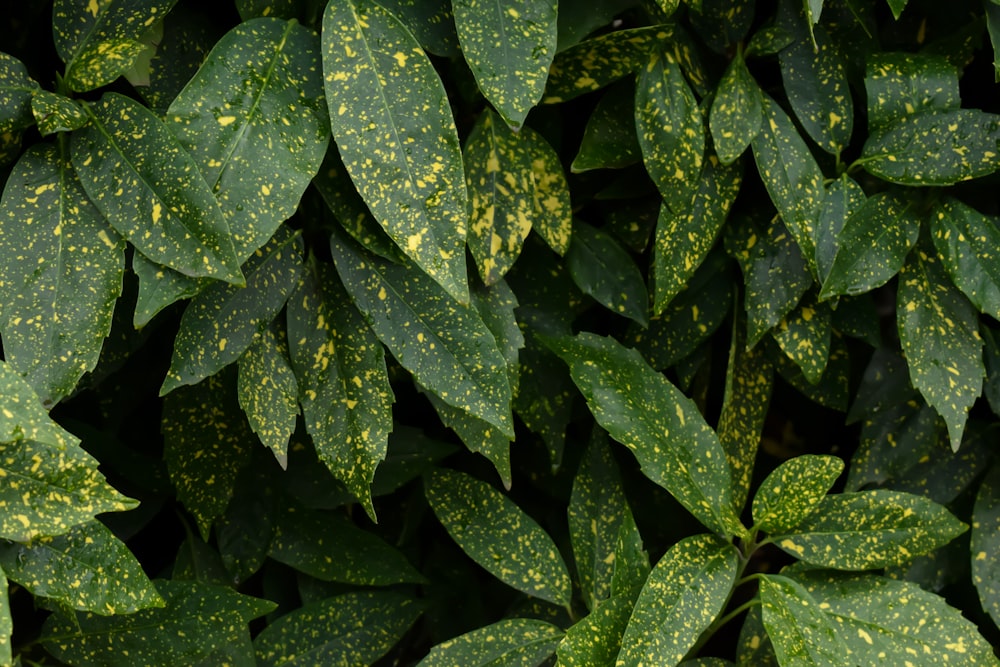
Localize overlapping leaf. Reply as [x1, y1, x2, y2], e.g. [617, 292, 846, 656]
[567, 222, 649, 326]
[0, 564, 9, 667]
[752, 455, 843, 534]
[864, 52, 959, 131]
[237, 323, 298, 468]
[709, 52, 761, 165]
[759, 574, 847, 667]
[772, 292, 832, 384]
[0, 52, 38, 135]
[815, 176, 865, 284]
[419, 617, 564, 666]
[30, 91, 88, 136]
[573, 80, 642, 172]
[556, 594, 632, 666]
[972, 463, 1000, 627]
[930, 197, 1000, 320]
[322, 0, 469, 303]
[523, 126, 573, 256]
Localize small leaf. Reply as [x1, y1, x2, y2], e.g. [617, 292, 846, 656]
[322, 0, 469, 303]
[752, 455, 844, 534]
[523, 126, 573, 256]
[865, 52, 959, 131]
[377, 0, 458, 56]
[423, 384, 513, 486]
[237, 323, 299, 469]
[972, 463, 1000, 627]
[709, 52, 762, 165]
[0, 520, 162, 614]
[759, 574, 848, 667]
[772, 291, 832, 384]
[425, 468, 572, 606]
[617, 534, 740, 666]
[452, 0, 557, 128]
[611, 506, 651, 600]
[30, 91, 88, 136]
[0, 564, 9, 667]
[419, 617, 564, 666]
[930, 196, 1000, 320]
[0, 52, 39, 134]
[737, 605, 778, 666]
[897, 246, 984, 450]
[546, 333, 742, 537]
[567, 222, 649, 326]
[555, 594, 632, 666]
[815, 175, 866, 285]
[774, 489, 967, 570]
[0, 360, 76, 447]
[572, 80, 642, 173]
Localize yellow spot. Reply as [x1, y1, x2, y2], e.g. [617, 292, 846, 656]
[507, 7, 520, 18]
[14, 515, 29, 528]
[393, 51, 407, 67]
[87, 0, 99, 17]
[377, 287, 387, 300]
[780, 539, 805, 557]
[829, 111, 842, 127]
[219, 339, 227, 351]
[217, 115, 236, 126]
[97, 230, 116, 249]
[858, 628, 874, 645]
[152, 202, 161, 224]
[261, 185, 271, 196]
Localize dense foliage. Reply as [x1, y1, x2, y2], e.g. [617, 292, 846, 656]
[1, 0, 1000, 664]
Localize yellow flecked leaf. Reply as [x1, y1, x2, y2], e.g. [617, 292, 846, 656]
[421, 617, 564, 665]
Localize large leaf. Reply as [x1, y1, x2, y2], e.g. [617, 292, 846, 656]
[815, 175, 865, 284]
[617, 534, 740, 666]
[72, 93, 242, 283]
[425, 468, 572, 606]
[930, 197, 1000, 320]
[419, 617, 564, 666]
[0, 142, 125, 407]
[0, 520, 161, 614]
[709, 51, 762, 165]
[774, 490, 967, 570]
[547, 333, 743, 537]
[452, 0, 557, 129]
[752, 455, 843, 534]
[897, 246, 984, 450]
[567, 222, 649, 326]
[286, 257, 393, 518]
[330, 230, 513, 436]
[322, 0, 469, 303]
[759, 574, 848, 667]
[52, 0, 178, 92]
[779, 28, 852, 153]
[972, 462, 1000, 627]
[237, 322, 299, 468]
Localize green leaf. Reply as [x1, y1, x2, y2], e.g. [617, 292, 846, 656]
[555, 594, 632, 666]
[523, 126, 573, 256]
[885, 0, 907, 19]
[864, 52, 959, 132]
[737, 605, 778, 666]
[0, 143, 125, 407]
[0, 520, 162, 614]
[72, 93, 242, 283]
[543, 26, 674, 103]
[30, 91, 88, 136]
[611, 506, 651, 600]
[617, 534, 740, 666]
[972, 463, 1000, 627]
[286, 257, 393, 518]
[930, 197, 1000, 320]
[815, 175, 865, 285]
[572, 80, 642, 173]
[377, 0, 458, 56]
[0, 359, 76, 448]
[52, 0, 178, 92]
[425, 468, 572, 606]
[419, 617, 564, 666]
[0, 52, 39, 134]
[567, 222, 649, 326]
[237, 322, 299, 469]
[452, 0, 556, 129]
[897, 245, 984, 450]
[790, 570, 998, 664]
[161, 226, 303, 394]
[752, 455, 844, 534]
[751, 95, 825, 277]
[330, 230, 513, 436]
[162, 369, 255, 539]
[759, 574, 848, 667]
[268, 501, 424, 585]
[0, 564, 9, 667]
[322, 0, 469, 303]
[779, 28, 853, 153]
[653, 152, 741, 313]
[235, 0, 298, 20]
[635, 50, 705, 214]
[464, 109, 535, 284]
[709, 52, 762, 165]
[688, 0, 755, 53]
[42, 579, 274, 667]
[546, 333, 743, 537]
[772, 291, 832, 384]
[774, 489, 967, 570]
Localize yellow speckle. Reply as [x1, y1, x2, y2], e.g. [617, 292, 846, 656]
[152, 201, 161, 224]
[87, 0, 99, 17]
[217, 115, 237, 126]
[261, 184, 271, 196]
[219, 339, 227, 351]
[377, 287, 387, 300]
[393, 51, 407, 67]
[97, 230, 116, 249]
[858, 628, 874, 645]
[507, 7, 520, 18]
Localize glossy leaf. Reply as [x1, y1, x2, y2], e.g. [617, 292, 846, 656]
[772, 292, 831, 384]
[330, 231, 513, 436]
[930, 196, 1000, 320]
[237, 322, 299, 469]
[547, 333, 743, 537]
[52, 0, 178, 92]
[161, 226, 303, 394]
[709, 52, 761, 165]
[286, 257, 393, 517]
[0, 52, 38, 135]
[523, 126, 573, 256]
[897, 246, 984, 451]
[815, 175, 865, 285]
[452, 0, 556, 129]
[322, 0, 469, 303]
[425, 468, 572, 606]
[567, 222, 649, 326]
[972, 463, 1000, 627]
[611, 507, 651, 600]
[555, 594, 632, 666]
[864, 52, 959, 132]
[572, 80, 642, 172]
[737, 605, 778, 667]
[0, 360, 76, 448]
[759, 574, 847, 667]
[0, 520, 161, 614]
[752, 455, 843, 534]
[0, 143, 125, 407]
[377, 0, 458, 56]
[617, 534, 740, 666]
[0, 564, 8, 667]
[774, 489, 967, 570]
[419, 617, 564, 666]
[72, 93, 242, 283]
[424, 388, 513, 488]
[31, 91, 88, 136]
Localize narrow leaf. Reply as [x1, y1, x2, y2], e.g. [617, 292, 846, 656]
[930, 196, 1000, 320]
[611, 505, 651, 600]
[0, 565, 9, 667]
[419, 617, 564, 666]
[237, 323, 299, 469]
[523, 126, 573, 256]
[815, 175, 865, 284]
[555, 594, 632, 667]
[567, 222, 649, 326]
[709, 52, 762, 165]
[972, 462, 1000, 627]
[760, 574, 848, 667]
[772, 292, 832, 384]
[572, 80, 642, 173]
[752, 455, 844, 534]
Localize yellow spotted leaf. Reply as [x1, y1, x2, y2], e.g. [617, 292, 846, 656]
[0, 52, 39, 135]
[0, 564, 9, 666]
[30, 91, 89, 136]
[237, 323, 299, 470]
[709, 51, 762, 165]
[752, 455, 844, 534]
[523, 126, 572, 256]
[772, 291, 832, 385]
[555, 594, 632, 666]
[972, 462, 1000, 627]
[930, 197, 1000, 321]
[759, 574, 847, 667]
[419, 617, 564, 666]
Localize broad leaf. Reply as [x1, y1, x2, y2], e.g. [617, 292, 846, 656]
[772, 291, 832, 384]
[617, 533, 740, 666]
[0, 143, 125, 407]
[572, 80, 642, 173]
[322, 0, 469, 303]
[0, 520, 162, 614]
[709, 51, 762, 165]
[72, 93, 242, 283]
[567, 222, 649, 326]
[31, 91, 88, 136]
[237, 322, 299, 469]
[452, 0, 557, 129]
[779, 28, 852, 153]
[0, 52, 38, 134]
[752, 455, 843, 534]
[815, 175, 865, 284]
[555, 594, 632, 666]
[864, 52, 959, 132]
[897, 246, 984, 450]
[377, 0, 458, 56]
[774, 490, 967, 570]
[737, 605, 778, 666]
[523, 126, 573, 256]
[930, 197, 1000, 320]
[425, 468, 572, 606]
[972, 462, 1000, 627]
[547, 333, 743, 537]
[759, 574, 848, 667]
[419, 617, 564, 666]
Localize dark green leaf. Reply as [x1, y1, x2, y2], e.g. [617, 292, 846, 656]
[419, 617, 564, 666]
[930, 197, 1000, 320]
[555, 594, 632, 666]
[513, 335, 577, 469]
[689, 0, 754, 52]
[988, 3, 1000, 80]
[523, 126, 573, 256]
[425, 468, 572, 606]
[452, 0, 556, 129]
[709, 52, 762, 165]
[0, 359, 77, 448]
[972, 462, 1000, 627]
[377, 0, 458, 56]
[611, 505, 650, 600]
[235, 0, 298, 20]
[215, 452, 278, 583]
[815, 175, 865, 285]
[0, 520, 161, 614]
[0, 564, 9, 667]
[322, 0, 469, 303]
[737, 605, 778, 666]
[0, 143, 125, 407]
[143, 6, 221, 113]
[759, 574, 848, 667]
[752, 455, 844, 533]
[897, 246, 984, 450]
[572, 80, 642, 172]
[772, 291, 832, 384]
[30, 91, 88, 136]
[774, 489, 967, 570]
[0, 52, 38, 134]
[547, 333, 743, 537]
[567, 222, 649, 326]
[237, 322, 299, 469]
[865, 52, 959, 132]
[618, 534, 740, 666]
[175, 529, 250, 586]
[424, 389, 513, 488]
